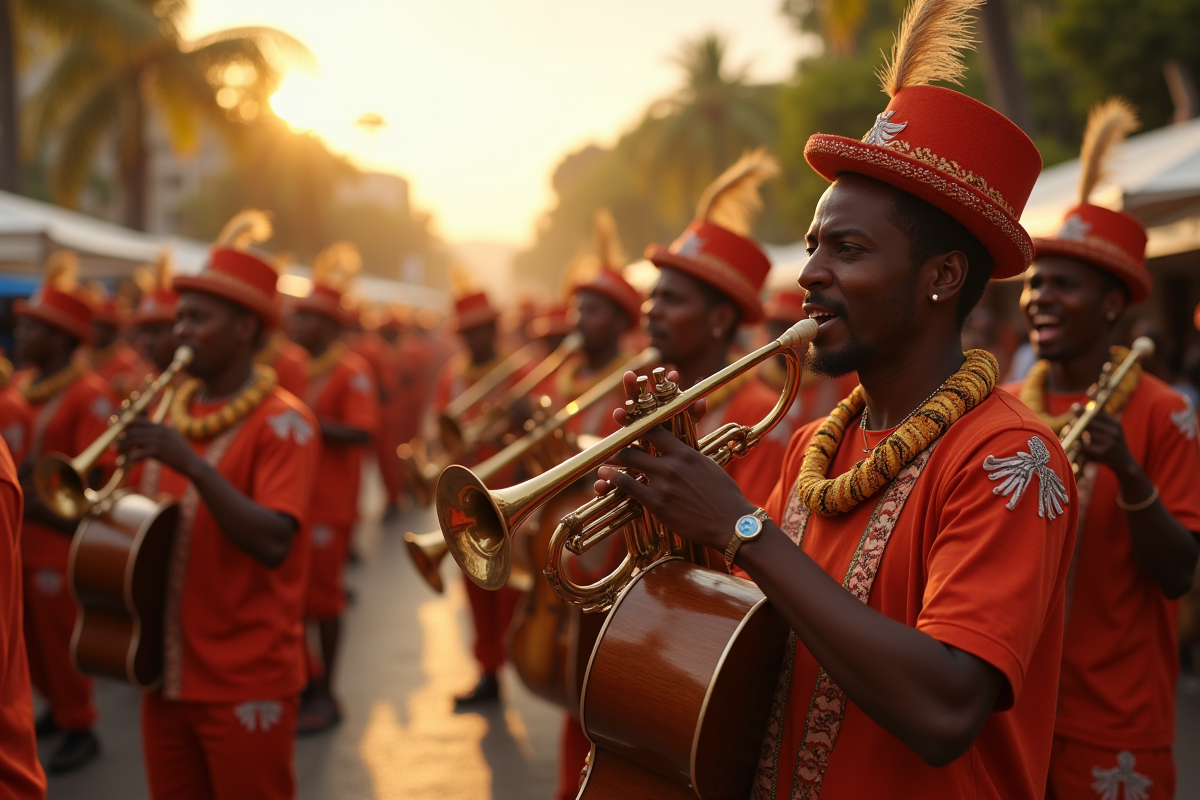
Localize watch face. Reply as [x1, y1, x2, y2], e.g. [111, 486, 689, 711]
[736, 515, 762, 538]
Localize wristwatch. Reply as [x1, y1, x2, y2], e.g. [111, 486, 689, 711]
[724, 507, 769, 570]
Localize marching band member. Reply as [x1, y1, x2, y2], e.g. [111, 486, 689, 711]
[1009, 98, 1200, 800]
[13, 251, 116, 774]
[118, 218, 320, 799]
[389, 305, 435, 510]
[594, 2, 1077, 796]
[0, 350, 32, 466]
[347, 305, 400, 517]
[290, 244, 380, 735]
[643, 148, 788, 506]
[87, 282, 149, 400]
[131, 251, 181, 375]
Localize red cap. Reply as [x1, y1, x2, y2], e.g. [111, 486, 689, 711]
[573, 269, 643, 323]
[804, 86, 1042, 280]
[294, 284, 348, 324]
[15, 285, 95, 343]
[646, 221, 771, 322]
[133, 289, 179, 326]
[452, 291, 498, 332]
[1033, 205, 1151, 305]
[764, 288, 807, 325]
[174, 247, 281, 326]
[525, 304, 573, 339]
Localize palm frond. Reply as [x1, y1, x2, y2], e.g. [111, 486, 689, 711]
[23, 42, 108, 147]
[877, 0, 982, 97]
[50, 79, 126, 207]
[186, 26, 316, 71]
[694, 147, 781, 235]
[1078, 97, 1139, 204]
[20, 0, 162, 52]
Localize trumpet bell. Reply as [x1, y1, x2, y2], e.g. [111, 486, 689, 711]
[34, 452, 89, 521]
[436, 464, 514, 591]
[403, 531, 449, 594]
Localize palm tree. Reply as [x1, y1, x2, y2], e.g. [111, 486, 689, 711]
[25, 0, 311, 230]
[637, 33, 777, 227]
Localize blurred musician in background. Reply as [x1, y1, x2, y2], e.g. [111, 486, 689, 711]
[1009, 99, 1200, 800]
[131, 250, 181, 376]
[13, 251, 115, 773]
[0, 349, 31, 467]
[118, 217, 319, 800]
[86, 282, 148, 400]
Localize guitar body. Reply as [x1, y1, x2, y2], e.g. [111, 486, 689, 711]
[578, 558, 789, 800]
[68, 492, 180, 690]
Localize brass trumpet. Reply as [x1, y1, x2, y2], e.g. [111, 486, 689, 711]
[404, 529, 535, 593]
[435, 339, 543, 449]
[436, 319, 818, 594]
[34, 346, 194, 520]
[1058, 336, 1154, 475]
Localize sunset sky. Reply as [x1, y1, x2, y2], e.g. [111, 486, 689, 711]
[184, 0, 811, 248]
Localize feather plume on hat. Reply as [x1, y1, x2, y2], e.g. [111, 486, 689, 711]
[694, 148, 781, 237]
[44, 250, 80, 290]
[134, 249, 175, 295]
[1077, 97, 1139, 205]
[447, 262, 478, 298]
[593, 208, 626, 272]
[311, 242, 362, 293]
[216, 209, 273, 251]
[877, 0, 982, 97]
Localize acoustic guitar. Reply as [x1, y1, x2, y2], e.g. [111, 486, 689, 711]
[68, 491, 179, 690]
[577, 558, 789, 799]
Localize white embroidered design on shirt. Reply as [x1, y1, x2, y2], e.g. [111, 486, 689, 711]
[267, 409, 314, 445]
[234, 700, 283, 733]
[350, 371, 372, 395]
[312, 524, 334, 549]
[1091, 750, 1152, 800]
[1170, 400, 1198, 442]
[864, 110, 907, 145]
[1, 423, 24, 455]
[1057, 213, 1092, 241]
[35, 569, 63, 595]
[982, 435, 1069, 520]
[89, 396, 113, 421]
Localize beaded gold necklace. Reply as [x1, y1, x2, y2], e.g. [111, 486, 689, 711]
[170, 364, 277, 440]
[307, 341, 346, 380]
[17, 361, 85, 405]
[794, 349, 999, 517]
[1019, 346, 1141, 434]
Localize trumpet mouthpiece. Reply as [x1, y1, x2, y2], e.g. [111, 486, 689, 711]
[778, 318, 819, 349]
[1131, 336, 1155, 356]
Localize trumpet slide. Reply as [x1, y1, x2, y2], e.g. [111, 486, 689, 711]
[1058, 336, 1154, 474]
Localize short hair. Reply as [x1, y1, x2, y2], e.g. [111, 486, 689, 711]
[886, 188, 995, 327]
[693, 277, 742, 344]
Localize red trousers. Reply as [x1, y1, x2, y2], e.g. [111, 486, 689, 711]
[305, 521, 352, 621]
[142, 691, 299, 800]
[463, 576, 521, 674]
[23, 565, 95, 730]
[556, 715, 592, 800]
[1047, 735, 1175, 800]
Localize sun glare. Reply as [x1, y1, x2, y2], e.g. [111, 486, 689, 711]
[269, 74, 323, 132]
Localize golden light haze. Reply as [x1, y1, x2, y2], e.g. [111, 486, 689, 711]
[183, 0, 807, 248]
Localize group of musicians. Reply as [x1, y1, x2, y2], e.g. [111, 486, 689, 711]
[0, 1, 1196, 798]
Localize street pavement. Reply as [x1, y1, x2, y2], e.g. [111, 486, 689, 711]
[34, 470, 1200, 799]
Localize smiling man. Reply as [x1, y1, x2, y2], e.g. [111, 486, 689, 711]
[594, 1, 1079, 796]
[1009, 99, 1200, 800]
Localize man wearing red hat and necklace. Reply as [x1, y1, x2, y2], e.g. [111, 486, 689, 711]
[594, 2, 1076, 797]
[13, 250, 116, 774]
[118, 224, 319, 800]
[289, 243, 380, 736]
[1008, 99, 1200, 800]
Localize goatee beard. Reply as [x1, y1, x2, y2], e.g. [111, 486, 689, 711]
[809, 340, 872, 378]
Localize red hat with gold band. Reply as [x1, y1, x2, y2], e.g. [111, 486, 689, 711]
[15, 250, 94, 342]
[447, 263, 498, 332]
[571, 209, 644, 323]
[764, 287, 807, 325]
[173, 210, 281, 326]
[133, 249, 179, 325]
[1032, 98, 1151, 304]
[803, 0, 1041, 281]
[647, 149, 779, 323]
[294, 242, 361, 325]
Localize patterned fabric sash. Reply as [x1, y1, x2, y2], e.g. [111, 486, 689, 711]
[162, 421, 245, 699]
[753, 441, 941, 800]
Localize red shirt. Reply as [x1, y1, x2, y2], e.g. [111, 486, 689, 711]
[701, 376, 788, 508]
[0, 387, 33, 466]
[433, 351, 530, 483]
[394, 335, 434, 444]
[0, 442, 47, 799]
[759, 388, 1076, 799]
[1008, 373, 1200, 749]
[92, 342, 149, 398]
[271, 340, 311, 400]
[306, 353, 380, 526]
[22, 371, 118, 569]
[350, 332, 395, 400]
[155, 388, 319, 702]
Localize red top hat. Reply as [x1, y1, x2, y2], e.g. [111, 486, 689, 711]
[525, 304, 574, 340]
[647, 150, 779, 323]
[133, 249, 180, 326]
[573, 269, 643, 323]
[15, 251, 94, 342]
[1031, 99, 1150, 304]
[174, 211, 280, 325]
[294, 242, 361, 325]
[571, 209, 644, 323]
[452, 290, 498, 333]
[764, 287, 807, 325]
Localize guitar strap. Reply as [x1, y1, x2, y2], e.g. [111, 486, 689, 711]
[753, 440, 940, 800]
[161, 421, 245, 699]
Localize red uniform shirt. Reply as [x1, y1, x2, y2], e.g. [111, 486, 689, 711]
[350, 332, 395, 401]
[271, 341, 310, 400]
[155, 388, 319, 702]
[758, 389, 1076, 799]
[0, 387, 33, 466]
[22, 372, 117, 569]
[701, 376, 788, 508]
[1008, 373, 1200, 750]
[306, 353, 380, 526]
[0, 441, 46, 799]
[92, 342, 149, 398]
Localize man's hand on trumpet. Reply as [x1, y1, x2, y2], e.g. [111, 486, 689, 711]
[118, 418, 203, 479]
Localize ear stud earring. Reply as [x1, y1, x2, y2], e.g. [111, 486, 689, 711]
[931, 294, 939, 302]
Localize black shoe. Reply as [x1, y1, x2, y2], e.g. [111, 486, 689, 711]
[48, 729, 100, 774]
[453, 674, 500, 710]
[34, 710, 60, 738]
[296, 696, 343, 737]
